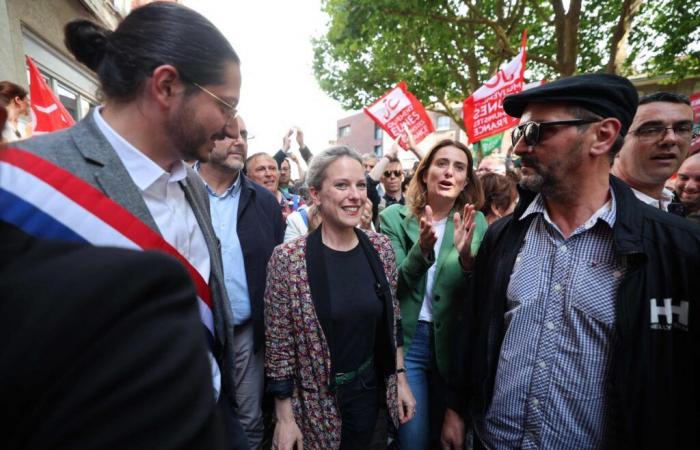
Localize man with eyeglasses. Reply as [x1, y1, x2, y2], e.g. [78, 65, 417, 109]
[196, 116, 284, 449]
[442, 74, 700, 450]
[611, 92, 695, 211]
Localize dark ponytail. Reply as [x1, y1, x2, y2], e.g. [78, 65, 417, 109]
[63, 2, 239, 101]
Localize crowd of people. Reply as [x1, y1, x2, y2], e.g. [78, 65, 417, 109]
[1, 2, 699, 450]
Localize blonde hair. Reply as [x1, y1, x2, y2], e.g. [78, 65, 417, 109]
[406, 139, 484, 217]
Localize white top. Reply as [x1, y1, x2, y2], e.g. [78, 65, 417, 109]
[2, 122, 22, 142]
[284, 206, 309, 242]
[92, 108, 211, 283]
[418, 217, 448, 322]
[630, 186, 674, 211]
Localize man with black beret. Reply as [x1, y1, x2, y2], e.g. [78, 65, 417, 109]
[442, 74, 700, 449]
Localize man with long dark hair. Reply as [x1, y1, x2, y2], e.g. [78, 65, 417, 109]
[14, 3, 248, 448]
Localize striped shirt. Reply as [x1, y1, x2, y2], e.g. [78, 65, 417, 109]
[477, 190, 626, 449]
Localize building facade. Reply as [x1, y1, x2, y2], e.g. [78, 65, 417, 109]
[0, 0, 177, 126]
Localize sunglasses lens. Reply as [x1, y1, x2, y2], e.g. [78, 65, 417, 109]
[524, 123, 539, 146]
[512, 127, 522, 146]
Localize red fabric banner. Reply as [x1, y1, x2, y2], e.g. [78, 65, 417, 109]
[364, 81, 434, 149]
[26, 56, 75, 133]
[463, 31, 528, 143]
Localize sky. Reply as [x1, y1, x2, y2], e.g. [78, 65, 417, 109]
[186, 0, 353, 157]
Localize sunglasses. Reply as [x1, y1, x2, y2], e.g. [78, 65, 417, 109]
[511, 119, 600, 147]
[383, 170, 402, 178]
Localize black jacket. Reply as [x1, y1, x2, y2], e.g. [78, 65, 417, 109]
[0, 222, 228, 449]
[235, 175, 285, 352]
[452, 176, 700, 449]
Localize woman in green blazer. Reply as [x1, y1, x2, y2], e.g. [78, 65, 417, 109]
[380, 139, 487, 450]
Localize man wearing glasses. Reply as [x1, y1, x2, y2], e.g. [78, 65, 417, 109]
[612, 92, 695, 211]
[442, 74, 700, 450]
[14, 3, 250, 449]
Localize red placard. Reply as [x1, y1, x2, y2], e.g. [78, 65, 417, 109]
[26, 56, 75, 133]
[364, 81, 434, 149]
[463, 31, 528, 143]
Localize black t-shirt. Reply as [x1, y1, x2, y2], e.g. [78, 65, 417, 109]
[323, 243, 383, 374]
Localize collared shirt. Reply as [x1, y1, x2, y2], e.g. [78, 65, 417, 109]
[195, 165, 251, 325]
[92, 107, 211, 283]
[630, 186, 674, 211]
[478, 190, 626, 449]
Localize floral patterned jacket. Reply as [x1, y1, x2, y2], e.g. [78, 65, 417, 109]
[264, 227, 402, 450]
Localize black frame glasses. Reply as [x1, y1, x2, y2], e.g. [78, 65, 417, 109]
[511, 119, 600, 147]
[629, 123, 696, 142]
[383, 170, 402, 178]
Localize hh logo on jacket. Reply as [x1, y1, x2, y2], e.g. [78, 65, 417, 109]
[650, 298, 689, 331]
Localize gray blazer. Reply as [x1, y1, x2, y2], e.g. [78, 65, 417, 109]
[16, 112, 237, 406]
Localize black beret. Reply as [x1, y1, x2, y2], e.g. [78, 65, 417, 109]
[503, 74, 639, 136]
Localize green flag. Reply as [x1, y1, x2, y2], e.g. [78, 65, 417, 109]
[479, 133, 503, 157]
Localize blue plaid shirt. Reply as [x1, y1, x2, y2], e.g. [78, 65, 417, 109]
[477, 190, 626, 449]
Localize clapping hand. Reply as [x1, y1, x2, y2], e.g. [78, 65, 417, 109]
[453, 204, 476, 270]
[419, 205, 438, 259]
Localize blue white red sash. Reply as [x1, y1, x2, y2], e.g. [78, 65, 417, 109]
[0, 147, 221, 396]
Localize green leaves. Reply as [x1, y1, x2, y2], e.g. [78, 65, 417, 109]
[313, 0, 698, 131]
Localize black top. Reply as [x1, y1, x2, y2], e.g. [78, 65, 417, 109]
[323, 242, 383, 374]
[0, 222, 227, 449]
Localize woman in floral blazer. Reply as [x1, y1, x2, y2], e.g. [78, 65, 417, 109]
[264, 146, 415, 450]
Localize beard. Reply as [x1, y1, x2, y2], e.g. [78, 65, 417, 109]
[166, 106, 212, 163]
[519, 139, 583, 201]
[209, 148, 244, 173]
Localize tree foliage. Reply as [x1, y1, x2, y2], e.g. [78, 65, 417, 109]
[313, 0, 699, 130]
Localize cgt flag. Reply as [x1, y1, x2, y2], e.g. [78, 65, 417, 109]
[463, 31, 528, 143]
[364, 81, 434, 149]
[26, 56, 75, 133]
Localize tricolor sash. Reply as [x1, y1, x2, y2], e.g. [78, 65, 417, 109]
[0, 147, 221, 397]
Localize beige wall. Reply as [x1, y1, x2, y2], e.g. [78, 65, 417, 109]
[0, 0, 96, 86]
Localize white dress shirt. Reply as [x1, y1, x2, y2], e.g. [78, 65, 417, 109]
[630, 186, 674, 211]
[92, 108, 211, 283]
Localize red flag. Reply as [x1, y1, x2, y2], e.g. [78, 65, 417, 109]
[364, 81, 434, 149]
[463, 31, 528, 143]
[26, 56, 75, 133]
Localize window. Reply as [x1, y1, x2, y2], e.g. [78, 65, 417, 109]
[374, 124, 383, 140]
[437, 115, 452, 130]
[29, 68, 97, 120]
[56, 82, 78, 121]
[338, 125, 351, 138]
[374, 145, 383, 157]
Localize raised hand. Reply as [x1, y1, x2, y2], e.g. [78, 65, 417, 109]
[295, 127, 305, 148]
[419, 205, 438, 258]
[453, 203, 476, 270]
[282, 128, 293, 152]
[403, 124, 417, 149]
